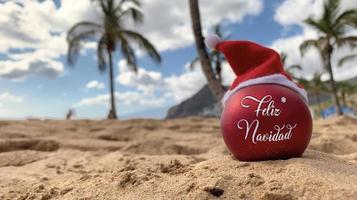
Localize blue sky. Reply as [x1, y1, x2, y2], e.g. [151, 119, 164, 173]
[0, 0, 356, 119]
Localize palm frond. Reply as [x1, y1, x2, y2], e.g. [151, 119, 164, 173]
[300, 36, 329, 56]
[284, 58, 302, 80]
[189, 56, 200, 70]
[323, 0, 340, 25]
[296, 77, 310, 89]
[97, 36, 109, 72]
[300, 39, 319, 56]
[213, 24, 222, 38]
[66, 21, 102, 66]
[118, 34, 138, 72]
[338, 54, 357, 66]
[212, 23, 231, 40]
[280, 52, 287, 65]
[122, 30, 162, 64]
[287, 64, 302, 71]
[304, 17, 328, 34]
[67, 22, 102, 42]
[312, 72, 329, 92]
[336, 81, 356, 94]
[343, 12, 357, 27]
[118, 7, 143, 23]
[210, 50, 223, 62]
[67, 29, 100, 66]
[67, 40, 81, 66]
[334, 9, 357, 28]
[108, 0, 115, 10]
[92, 0, 110, 16]
[335, 36, 357, 47]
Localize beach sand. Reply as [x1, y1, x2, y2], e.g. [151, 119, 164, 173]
[0, 116, 356, 200]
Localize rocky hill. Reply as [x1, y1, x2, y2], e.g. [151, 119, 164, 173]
[166, 85, 221, 119]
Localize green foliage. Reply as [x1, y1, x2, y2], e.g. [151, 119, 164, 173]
[298, 73, 330, 117]
[336, 81, 357, 105]
[299, 0, 357, 116]
[67, 0, 161, 73]
[280, 52, 302, 80]
[66, 0, 161, 119]
[298, 73, 329, 93]
[189, 24, 230, 83]
[299, 0, 357, 59]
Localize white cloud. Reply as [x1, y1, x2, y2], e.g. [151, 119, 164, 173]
[0, 0, 266, 114]
[86, 80, 105, 90]
[51, 0, 102, 32]
[163, 64, 206, 102]
[116, 60, 206, 102]
[0, 0, 263, 80]
[115, 59, 235, 104]
[76, 56, 237, 113]
[0, 92, 23, 107]
[0, 50, 64, 80]
[0, 0, 101, 80]
[272, 0, 357, 81]
[274, 0, 357, 26]
[274, 0, 323, 26]
[0, 92, 23, 102]
[74, 91, 168, 108]
[221, 62, 236, 86]
[0, 0, 100, 53]
[271, 32, 323, 80]
[77, 41, 239, 111]
[135, 0, 263, 51]
[117, 60, 163, 93]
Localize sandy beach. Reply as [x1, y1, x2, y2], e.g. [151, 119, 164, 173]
[0, 116, 355, 200]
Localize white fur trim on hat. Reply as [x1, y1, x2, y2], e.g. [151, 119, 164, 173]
[222, 74, 308, 106]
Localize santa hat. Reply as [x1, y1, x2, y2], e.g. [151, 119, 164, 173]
[205, 34, 308, 106]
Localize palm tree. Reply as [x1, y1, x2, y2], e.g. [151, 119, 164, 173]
[280, 52, 302, 81]
[189, 24, 229, 84]
[67, 0, 161, 119]
[299, 0, 357, 115]
[188, 0, 225, 101]
[336, 81, 357, 106]
[298, 73, 329, 117]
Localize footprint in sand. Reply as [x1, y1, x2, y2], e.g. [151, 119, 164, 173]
[0, 139, 59, 153]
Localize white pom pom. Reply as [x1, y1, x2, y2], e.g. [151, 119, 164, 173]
[205, 34, 222, 50]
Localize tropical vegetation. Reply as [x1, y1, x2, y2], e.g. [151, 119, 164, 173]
[299, 0, 357, 115]
[188, 0, 225, 101]
[66, 0, 161, 119]
[190, 24, 229, 84]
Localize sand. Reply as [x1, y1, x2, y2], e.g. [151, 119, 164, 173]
[0, 116, 356, 200]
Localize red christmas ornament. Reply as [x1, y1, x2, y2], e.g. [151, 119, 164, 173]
[221, 84, 312, 161]
[205, 34, 313, 161]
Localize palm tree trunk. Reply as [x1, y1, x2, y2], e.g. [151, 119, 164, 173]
[107, 51, 118, 119]
[342, 92, 347, 106]
[188, 0, 225, 101]
[316, 91, 322, 117]
[326, 43, 343, 116]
